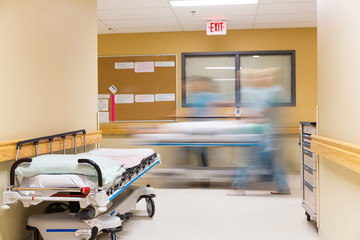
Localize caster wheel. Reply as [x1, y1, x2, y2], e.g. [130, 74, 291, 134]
[305, 212, 311, 222]
[146, 198, 155, 218]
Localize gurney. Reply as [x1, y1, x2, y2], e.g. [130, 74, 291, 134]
[2, 130, 161, 240]
[134, 120, 266, 146]
[133, 120, 272, 183]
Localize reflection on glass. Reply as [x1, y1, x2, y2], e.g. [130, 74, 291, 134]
[240, 55, 292, 104]
[185, 56, 236, 104]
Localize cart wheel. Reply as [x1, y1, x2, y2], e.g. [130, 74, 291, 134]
[305, 212, 311, 222]
[146, 198, 155, 218]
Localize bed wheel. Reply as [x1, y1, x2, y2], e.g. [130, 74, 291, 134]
[146, 198, 155, 218]
[305, 212, 311, 222]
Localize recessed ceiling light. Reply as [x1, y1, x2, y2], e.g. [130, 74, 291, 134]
[170, 0, 258, 7]
[212, 78, 236, 81]
[205, 67, 236, 70]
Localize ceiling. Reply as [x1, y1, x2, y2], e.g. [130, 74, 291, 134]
[97, 0, 317, 34]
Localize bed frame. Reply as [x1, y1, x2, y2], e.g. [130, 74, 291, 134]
[2, 130, 161, 240]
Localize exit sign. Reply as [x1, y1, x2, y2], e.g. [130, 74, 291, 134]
[207, 21, 227, 35]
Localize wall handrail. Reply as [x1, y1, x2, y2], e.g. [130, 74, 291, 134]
[311, 135, 360, 174]
[0, 131, 102, 163]
[15, 130, 87, 160]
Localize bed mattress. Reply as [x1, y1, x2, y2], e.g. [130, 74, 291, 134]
[18, 148, 156, 189]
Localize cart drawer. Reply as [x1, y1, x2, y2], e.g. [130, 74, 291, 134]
[304, 198, 317, 214]
[304, 152, 317, 170]
[304, 181, 317, 205]
[303, 125, 316, 135]
[303, 141, 311, 149]
[303, 145, 311, 152]
[303, 133, 312, 141]
[304, 168, 317, 187]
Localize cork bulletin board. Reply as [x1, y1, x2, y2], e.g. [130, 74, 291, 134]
[98, 54, 177, 122]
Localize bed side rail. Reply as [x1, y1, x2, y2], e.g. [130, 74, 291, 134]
[78, 159, 103, 187]
[10, 158, 32, 187]
[9, 157, 103, 189]
[15, 129, 86, 160]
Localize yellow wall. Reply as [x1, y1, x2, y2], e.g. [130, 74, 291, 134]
[98, 28, 318, 126]
[317, 0, 360, 239]
[98, 28, 317, 172]
[0, 0, 98, 239]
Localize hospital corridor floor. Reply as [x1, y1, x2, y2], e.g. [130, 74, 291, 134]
[99, 175, 318, 240]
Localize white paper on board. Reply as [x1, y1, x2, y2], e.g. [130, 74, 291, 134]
[155, 93, 175, 101]
[135, 62, 154, 73]
[115, 94, 134, 104]
[115, 62, 134, 69]
[155, 61, 175, 67]
[98, 94, 110, 99]
[98, 99, 109, 111]
[99, 112, 109, 123]
[109, 85, 117, 94]
[135, 94, 155, 102]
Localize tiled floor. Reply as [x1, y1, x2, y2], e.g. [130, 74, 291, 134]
[100, 175, 318, 240]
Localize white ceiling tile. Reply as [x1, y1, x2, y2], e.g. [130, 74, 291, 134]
[113, 26, 183, 33]
[258, 2, 317, 14]
[97, 21, 109, 29]
[98, 28, 117, 34]
[97, 0, 318, 34]
[172, 5, 258, 17]
[227, 23, 254, 29]
[254, 21, 316, 28]
[182, 26, 205, 31]
[98, 0, 170, 10]
[104, 18, 180, 28]
[98, 8, 175, 20]
[178, 15, 255, 26]
[260, 0, 316, 3]
[256, 13, 316, 24]
[183, 23, 253, 31]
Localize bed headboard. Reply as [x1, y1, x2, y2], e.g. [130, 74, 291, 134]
[0, 130, 102, 162]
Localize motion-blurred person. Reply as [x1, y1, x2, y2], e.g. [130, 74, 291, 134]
[187, 76, 223, 118]
[229, 68, 290, 195]
[184, 76, 223, 167]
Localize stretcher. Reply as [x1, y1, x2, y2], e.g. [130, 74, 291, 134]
[2, 130, 160, 240]
[135, 120, 266, 146]
[133, 121, 272, 183]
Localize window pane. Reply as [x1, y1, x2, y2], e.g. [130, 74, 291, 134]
[240, 55, 292, 105]
[185, 56, 236, 105]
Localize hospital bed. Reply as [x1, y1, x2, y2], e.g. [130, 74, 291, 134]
[133, 120, 272, 183]
[135, 120, 266, 145]
[2, 130, 161, 240]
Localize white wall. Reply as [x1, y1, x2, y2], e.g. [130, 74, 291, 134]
[317, 0, 360, 239]
[0, 0, 98, 239]
[0, 0, 98, 141]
